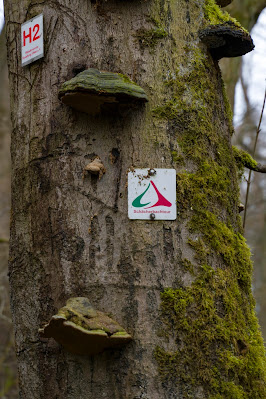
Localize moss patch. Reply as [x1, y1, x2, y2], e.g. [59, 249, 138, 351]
[134, 26, 168, 48]
[171, 151, 185, 165]
[222, 82, 234, 135]
[233, 146, 257, 175]
[203, 0, 248, 33]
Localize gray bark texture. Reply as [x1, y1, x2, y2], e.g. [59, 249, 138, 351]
[4, 0, 266, 398]
[0, 27, 17, 399]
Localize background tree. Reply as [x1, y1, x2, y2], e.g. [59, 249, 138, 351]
[3, 0, 266, 398]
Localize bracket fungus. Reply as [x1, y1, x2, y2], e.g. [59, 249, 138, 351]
[39, 297, 132, 355]
[216, 0, 232, 7]
[83, 157, 106, 179]
[199, 22, 254, 59]
[238, 203, 245, 213]
[59, 68, 148, 115]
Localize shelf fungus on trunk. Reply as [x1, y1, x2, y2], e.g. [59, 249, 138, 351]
[58, 68, 148, 115]
[199, 22, 254, 59]
[238, 203, 245, 213]
[39, 297, 132, 355]
[216, 0, 232, 7]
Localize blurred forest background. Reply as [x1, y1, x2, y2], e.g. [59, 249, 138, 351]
[0, 1, 266, 397]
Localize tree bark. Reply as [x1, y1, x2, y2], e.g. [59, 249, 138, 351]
[0, 27, 18, 399]
[4, 0, 266, 398]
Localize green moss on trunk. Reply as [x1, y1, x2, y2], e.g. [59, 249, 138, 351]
[233, 146, 258, 173]
[152, 11, 266, 396]
[134, 26, 168, 48]
[155, 212, 266, 397]
[203, 0, 248, 33]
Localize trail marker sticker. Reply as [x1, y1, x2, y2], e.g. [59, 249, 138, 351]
[21, 14, 44, 67]
[128, 169, 176, 220]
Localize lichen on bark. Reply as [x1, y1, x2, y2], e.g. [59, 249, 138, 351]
[39, 297, 132, 355]
[59, 68, 148, 114]
[134, 26, 168, 48]
[59, 69, 148, 99]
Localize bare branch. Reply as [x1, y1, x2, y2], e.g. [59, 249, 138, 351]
[245, 161, 266, 173]
[243, 86, 266, 230]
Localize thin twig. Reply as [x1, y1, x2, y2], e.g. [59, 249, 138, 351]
[243, 86, 266, 231]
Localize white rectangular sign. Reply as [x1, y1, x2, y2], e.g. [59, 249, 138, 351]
[21, 14, 44, 67]
[128, 169, 176, 220]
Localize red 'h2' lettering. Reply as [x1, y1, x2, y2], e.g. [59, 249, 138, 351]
[23, 27, 32, 46]
[33, 24, 40, 41]
[23, 24, 40, 47]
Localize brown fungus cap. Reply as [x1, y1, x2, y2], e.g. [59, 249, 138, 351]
[58, 68, 148, 115]
[199, 22, 254, 60]
[39, 297, 132, 355]
[216, 0, 232, 7]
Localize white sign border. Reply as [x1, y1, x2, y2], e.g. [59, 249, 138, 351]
[128, 168, 177, 221]
[21, 14, 44, 67]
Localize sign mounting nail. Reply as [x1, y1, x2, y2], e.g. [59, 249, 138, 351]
[21, 14, 44, 67]
[128, 169, 176, 220]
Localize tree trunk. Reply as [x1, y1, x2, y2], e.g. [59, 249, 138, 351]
[4, 0, 266, 398]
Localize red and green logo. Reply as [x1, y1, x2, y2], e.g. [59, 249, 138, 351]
[132, 180, 172, 209]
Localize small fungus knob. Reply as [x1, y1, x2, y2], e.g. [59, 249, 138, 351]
[83, 157, 106, 179]
[238, 203, 245, 213]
